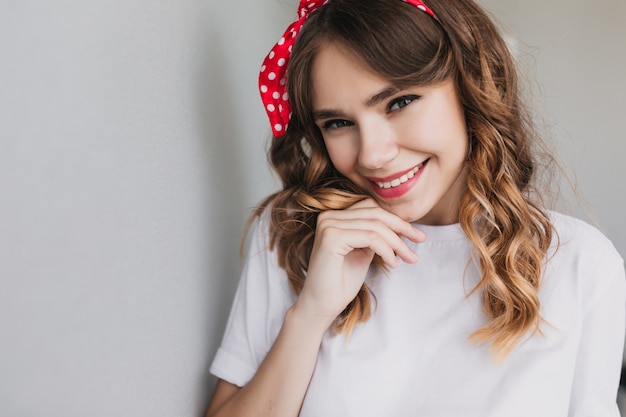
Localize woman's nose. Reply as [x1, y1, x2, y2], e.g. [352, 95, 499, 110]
[357, 120, 399, 170]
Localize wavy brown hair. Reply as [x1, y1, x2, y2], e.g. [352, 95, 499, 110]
[251, 0, 554, 358]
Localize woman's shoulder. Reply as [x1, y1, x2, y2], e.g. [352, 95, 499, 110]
[541, 212, 625, 337]
[241, 206, 296, 297]
[548, 211, 621, 256]
[545, 211, 624, 288]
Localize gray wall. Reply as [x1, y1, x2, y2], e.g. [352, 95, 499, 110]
[1, 0, 624, 416]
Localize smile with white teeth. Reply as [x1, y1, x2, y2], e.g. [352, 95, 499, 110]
[375, 163, 423, 189]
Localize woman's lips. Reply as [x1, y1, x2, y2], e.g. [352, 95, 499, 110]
[367, 160, 428, 199]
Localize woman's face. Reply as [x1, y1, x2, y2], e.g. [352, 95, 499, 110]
[311, 44, 469, 225]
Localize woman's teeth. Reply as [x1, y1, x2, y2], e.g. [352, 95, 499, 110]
[375, 164, 421, 189]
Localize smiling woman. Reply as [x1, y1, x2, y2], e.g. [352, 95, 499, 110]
[311, 45, 468, 224]
[205, 0, 625, 416]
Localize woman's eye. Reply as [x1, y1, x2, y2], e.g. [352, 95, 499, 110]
[389, 95, 419, 112]
[322, 119, 352, 130]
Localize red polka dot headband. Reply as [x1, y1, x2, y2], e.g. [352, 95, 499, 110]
[259, 0, 436, 137]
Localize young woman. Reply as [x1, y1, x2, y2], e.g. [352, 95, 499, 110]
[206, 0, 626, 415]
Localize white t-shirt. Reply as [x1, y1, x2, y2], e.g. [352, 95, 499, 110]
[210, 211, 625, 416]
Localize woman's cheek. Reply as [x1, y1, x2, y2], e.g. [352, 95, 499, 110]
[325, 140, 359, 175]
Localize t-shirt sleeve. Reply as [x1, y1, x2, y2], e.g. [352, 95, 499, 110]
[568, 233, 626, 416]
[209, 214, 297, 387]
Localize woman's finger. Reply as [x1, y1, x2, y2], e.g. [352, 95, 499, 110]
[319, 217, 419, 264]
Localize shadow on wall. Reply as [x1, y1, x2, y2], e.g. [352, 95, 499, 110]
[196, 24, 249, 412]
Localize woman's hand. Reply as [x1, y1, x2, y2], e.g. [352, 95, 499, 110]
[292, 199, 426, 327]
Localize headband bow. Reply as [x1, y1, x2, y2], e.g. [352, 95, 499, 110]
[259, 0, 436, 137]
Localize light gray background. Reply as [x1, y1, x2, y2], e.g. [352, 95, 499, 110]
[1, 0, 624, 416]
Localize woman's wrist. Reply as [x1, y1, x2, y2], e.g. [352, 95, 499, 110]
[286, 300, 336, 339]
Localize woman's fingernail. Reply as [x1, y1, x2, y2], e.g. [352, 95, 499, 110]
[414, 228, 427, 239]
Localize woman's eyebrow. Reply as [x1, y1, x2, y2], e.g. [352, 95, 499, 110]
[313, 86, 401, 121]
[364, 86, 401, 107]
[313, 109, 346, 121]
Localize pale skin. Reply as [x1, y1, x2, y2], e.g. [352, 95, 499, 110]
[205, 43, 468, 417]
